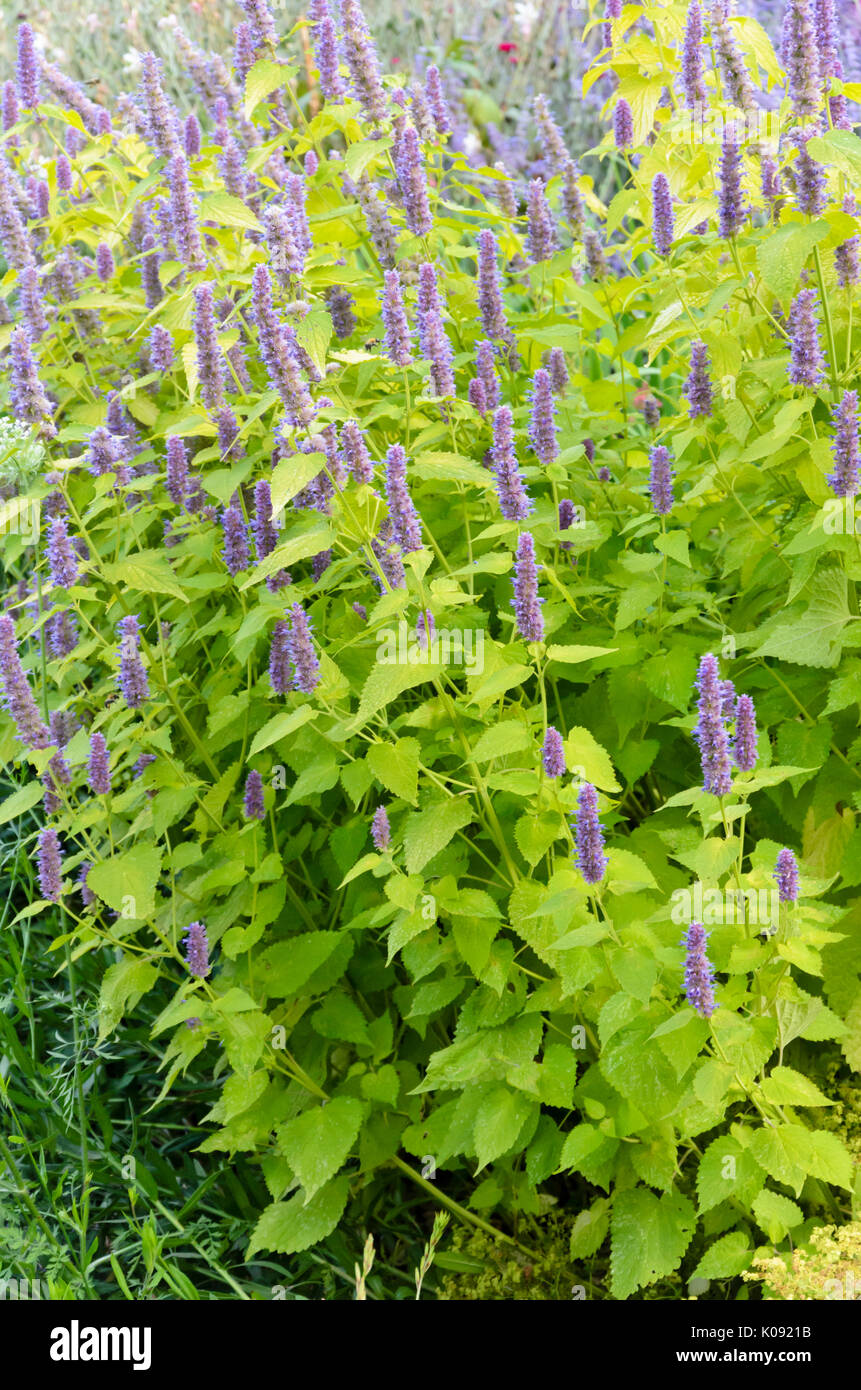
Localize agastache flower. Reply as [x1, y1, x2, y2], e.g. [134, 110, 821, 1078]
[37, 827, 63, 903]
[416, 609, 435, 649]
[47, 518, 78, 588]
[733, 694, 757, 772]
[613, 98, 633, 149]
[526, 179, 558, 263]
[16, 24, 39, 110]
[326, 286, 356, 340]
[813, 0, 838, 81]
[269, 619, 291, 694]
[542, 727, 565, 778]
[492, 406, 532, 520]
[528, 368, 558, 467]
[9, 328, 54, 435]
[684, 340, 713, 419]
[681, 0, 707, 108]
[385, 444, 423, 552]
[683, 921, 716, 1018]
[396, 125, 432, 236]
[165, 436, 189, 507]
[425, 65, 452, 135]
[827, 390, 860, 497]
[547, 348, 569, 394]
[221, 503, 250, 575]
[835, 196, 860, 288]
[511, 531, 544, 642]
[583, 227, 607, 280]
[788, 287, 826, 389]
[3, 80, 18, 137]
[168, 151, 206, 270]
[117, 615, 149, 710]
[95, 243, 114, 282]
[793, 127, 827, 215]
[0, 613, 50, 748]
[381, 269, 412, 365]
[573, 782, 607, 885]
[340, 0, 387, 126]
[253, 479, 278, 561]
[476, 340, 501, 411]
[694, 653, 733, 797]
[649, 444, 675, 515]
[341, 419, 375, 485]
[193, 283, 225, 411]
[287, 602, 320, 693]
[775, 847, 800, 903]
[652, 173, 674, 257]
[782, 0, 822, 122]
[371, 805, 391, 851]
[184, 112, 201, 157]
[477, 229, 508, 339]
[712, 12, 757, 109]
[88, 730, 111, 794]
[243, 768, 265, 820]
[718, 130, 746, 239]
[533, 94, 570, 172]
[184, 920, 210, 978]
[309, 0, 346, 101]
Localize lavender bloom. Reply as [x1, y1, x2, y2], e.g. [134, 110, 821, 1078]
[416, 609, 435, 649]
[243, 768, 265, 820]
[264, 205, 303, 285]
[761, 153, 783, 218]
[597, 466, 611, 482]
[340, 0, 387, 125]
[526, 179, 558, 264]
[417, 266, 455, 399]
[649, 445, 675, 515]
[47, 518, 78, 588]
[37, 827, 63, 903]
[683, 921, 716, 1019]
[694, 653, 733, 797]
[95, 243, 114, 283]
[381, 269, 412, 365]
[606, 0, 623, 16]
[326, 286, 356, 340]
[194, 283, 224, 411]
[140, 233, 163, 310]
[253, 479, 278, 561]
[354, 172, 398, 268]
[79, 861, 95, 908]
[0, 613, 50, 748]
[559, 498, 577, 550]
[492, 406, 532, 521]
[169, 152, 206, 270]
[546, 348, 569, 394]
[149, 325, 174, 373]
[117, 615, 149, 710]
[371, 805, 391, 851]
[287, 603, 320, 694]
[788, 287, 826, 389]
[385, 444, 423, 552]
[512, 531, 544, 643]
[827, 390, 860, 497]
[396, 125, 432, 237]
[713, 13, 757, 109]
[561, 160, 585, 239]
[476, 340, 501, 411]
[718, 130, 746, 240]
[684, 339, 713, 419]
[652, 173, 674, 257]
[793, 128, 827, 215]
[477, 229, 507, 339]
[133, 752, 156, 779]
[184, 112, 201, 158]
[217, 407, 243, 459]
[775, 847, 800, 903]
[19, 264, 48, 343]
[269, 619, 291, 694]
[573, 782, 607, 885]
[16, 25, 39, 109]
[2, 80, 18, 137]
[583, 227, 608, 281]
[341, 419, 375, 485]
[720, 679, 736, 719]
[371, 533, 406, 591]
[233, 21, 256, 83]
[782, 0, 822, 122]
[528, 368, 558, 467]
[813, 0, 838, 80]
[468, 378, 487, 414]
[614, 98, 633, 149]
[310, 1, 346, 101]
[184, 920, 210, 978]
[88, 730, 111, 794]
[733, 694, 757, 772]
[681, 0, 707, 108]
[542, 727, 565, 778]
[140, 52, 180, 159]
[0, 160, 36, 268]
[46, 609, 78, 660]
[424, 65, 452, 135]
[165, 436, 188, 507]
[219, 503, 248, 575]
[836, 195, 860, 288]
[304, 150, 319, 176]
[9, 328, 54, 434]
[251, 266, 315, 427]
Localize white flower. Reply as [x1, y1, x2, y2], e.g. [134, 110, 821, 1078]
[463, 132, 481, 159]
[122, 49, 144, 76]
[513, 1, 540, 39]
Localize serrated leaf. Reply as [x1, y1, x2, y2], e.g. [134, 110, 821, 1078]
[563, 726, 620, 792]
[692, 1231, 753, 1280]
[752, 1189, 804, 1243]
[246, 1177, 350, 1257]
[277, 1097, 365, 1201]
[367, 737, 420, 804]
[610, 1188, 696, 1299]
[403, 799, 473, 875]
[473, 1086, 536, 1170]
[87, 846, 163, 920]
[761, 1065, 834, 1108]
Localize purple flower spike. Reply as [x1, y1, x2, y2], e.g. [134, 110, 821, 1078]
[649, 444, 675, 515]
[340, 0, 387, 125]
[733, 694, 757, 772]
[468, 378, 487, 414]
[614, 98, 633, 150]
[511, 531, 544, 643]
[559, 498, 576, 549]
[694, 653, 733, 797]
[542, 727, 565, 778]
[371, 805, 391, 851]
[425, 65, 452, 136]
[547, 348, 569, 394]
[788, 287, 826, 389]
[9, 328, 55, 434]
[88, 730, 112, 795]
[194, 283, 224, 412]
[385, 444, 423, 552]
[416, 609, 435, 648]
[37, 827, 63, 903]
[793, 128, 827, 215]
[775, 847, 800, 903]
[528, 368, 558, 467]
[684, 339, 713, 419]
[310, 0, 346, 101]
[836, 196, 860, 288]
[477, 229, 508, 340]
[149, 325, 174, 373]
[683, 921, 716, 1019]
[19, 264, 48, 343]
[396, 125, 432, 237]
[79, 862, 95, 908]
[381, 269, 412, 366]
[526, 179, 558, 264]
[492, 406, 532, 521]
[476, 340, 501, 411]
[222, 503, 250, 575]
[184, 112, 201, 158]
[287, 602, 320, 694]
[720, 679, 736, 719]
[253, 479, 278, 561]
[16, 25, 39, 109]
[47, 518, 78, 589]
[269, 619, 291, 694]
[651, 173, 674, 257]
[681, 0, 707, 109]
[783, 0, 822, 123]
[827, 390, 860, 497]
[0, 613, 50, 749]
[96, 243, 115, 283]
[243, 768, 265, 821]
[117, 615, 149, 710]
[573, 782, 607, 886]
[165, 436, 189, 508]
[341, 419, 375, 485]
[169, 152, 206, 271]
[184, 920, 210, 978]
[718, 130, 746, 239]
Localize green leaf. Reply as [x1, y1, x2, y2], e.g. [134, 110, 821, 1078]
[761, 1066, 834, 1108]
[199, 192, 263, 233]
[403, 799, 473, 875]
[696, 1135, 765, 1214]
[249, 705, 318, 757]
[86, 846, 163, 920]
[563, 727, 620, 792]
[692, 1231, 753, 1280]
[756, 219, 830, 302]
[257, 933, 349, 998]
[243, 58, 287, 119]
[470, 719, 531, 763]
[473, 1086, 536, 1170]
[0, 780, 44, 828]
[568, 1198, 610, 1259]
[545, 644, 617, 664]
[367, 737, 420, 804]
[352, 658, 444, 727]
[295, 311, 333, 376]
[101, 552, 186, 602]
[514, 811, 563, 867]
[750, 1124, 853, 1195]
[753, 566, 850, 668]
[752, 1189, 804, 1243]
[270, 452, 326, 514]
[246, 1177, 350, 1257]
[98, 956, 159, 1039]
[277, 1097, 365, 1201]
[345, 135, 394, 181]
[610, 1189, 696, 1300]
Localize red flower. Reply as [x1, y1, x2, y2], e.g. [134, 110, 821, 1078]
[498, 41, 518, 52]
